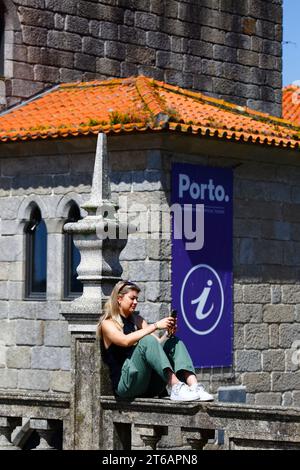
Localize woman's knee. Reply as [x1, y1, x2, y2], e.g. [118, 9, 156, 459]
[139, 334, 157, 346]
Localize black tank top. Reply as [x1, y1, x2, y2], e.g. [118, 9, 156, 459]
[101, 315, 136, 393]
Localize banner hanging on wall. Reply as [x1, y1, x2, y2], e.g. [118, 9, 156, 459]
[171, 163, 233, 367]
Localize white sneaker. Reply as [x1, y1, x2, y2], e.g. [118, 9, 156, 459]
[189, 383, 214, 401]
[170, 382, 199, 401]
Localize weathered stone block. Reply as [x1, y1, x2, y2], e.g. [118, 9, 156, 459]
[33, 64, 60, 82]
[271, 285, 281, 305]
[128, 260, 164, 282]
[126, 44, 156, 65]
[74, 53, 96, 72]
[18, 369, 50, 391]
[245, 324, 269, 349]
[0, 280, 8, 300]
[99, 21, 118, 40]
[44, 321, 70, 347]
[0, 301, 8, 320]
[157, 51, 183, 70]
[0, 263, 9, 281]
[15, 320, 43, 346]
[263, 305, 295, 323]
[31, 346, 62, 369]
[269, 324, 279, 349]
[282, 391, 293, 406]
[243, 285, 271, 304]
[54, 13, 65, 30]
[0, 369, 18, 389]
[236, 350, 262, 372]
[82, 37, 104, 57]
[255, 392, 281, 406]
[279, 324, 300, 348]
[234, 323, 245, 349]
[243, 372, 270, 392]
[45, 0, 77, 14]
[60, 348, 71, 371]
[237, 49, 259, 67]
[0, 320, 16, 345]
[146, 31, 170, 51]
[47, 31, 82, 52]
[234, 304, 263, 323]
[262, 350, 285, 372]
[137, 302, 163, 323]
[120, 238, 147, 261]
[22, 25, 48, 46]
[135, 12, 158, 31]
[65, 15, 89, 34]
[50, 370, 71, 393]
[96, 57, 121, 75]
[13, 62, 34, 80]
[272, 372, 300, 392]
[7, 281, 23, 301]
[6, 346, 31, 369]
[105, 41, 126, 61]
[233, 284, 243, 303]
[282, 285, 300, 304]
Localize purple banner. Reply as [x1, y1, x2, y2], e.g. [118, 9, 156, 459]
[171, 163, 233, 367]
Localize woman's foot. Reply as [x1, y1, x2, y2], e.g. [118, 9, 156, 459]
[189, 383, 214, 401]
[169, 382, 199, 401]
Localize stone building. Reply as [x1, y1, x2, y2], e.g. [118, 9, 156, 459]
[0, 0, 282, 114]
[1, 0, 300, 451]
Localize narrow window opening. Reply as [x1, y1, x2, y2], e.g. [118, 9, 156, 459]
[64, 203, 83, 299]
[25, 205, 47, 299]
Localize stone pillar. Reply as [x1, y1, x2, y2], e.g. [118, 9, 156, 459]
[0, 417, 22, 450]
[182, 429, 215, 450]
[135, 425, 166, 450]
[60, 133, 128, 450]
[30, 419, 57, 450]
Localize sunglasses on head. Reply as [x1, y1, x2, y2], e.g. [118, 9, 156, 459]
[117, 280, 137, 293]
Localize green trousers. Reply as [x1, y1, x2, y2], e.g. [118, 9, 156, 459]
[116, 334, 195, 398]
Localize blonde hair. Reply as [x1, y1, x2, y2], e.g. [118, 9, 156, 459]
[96, 280, 140, 338]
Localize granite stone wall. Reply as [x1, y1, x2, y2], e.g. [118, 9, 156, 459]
[1, 0, 283, 115]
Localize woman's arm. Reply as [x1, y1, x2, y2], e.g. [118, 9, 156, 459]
[102, 316, 175, 348]
[135, 315, 173, 343]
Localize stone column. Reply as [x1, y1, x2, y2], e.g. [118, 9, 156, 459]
[60, 133, 128, 450]
[0, 417, 22, 450]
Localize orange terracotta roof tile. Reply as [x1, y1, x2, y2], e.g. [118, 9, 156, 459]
[0, 76, 299, 150]
[283, 84, 300, 125]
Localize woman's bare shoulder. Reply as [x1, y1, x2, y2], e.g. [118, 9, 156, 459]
[101, 319, 115, 330]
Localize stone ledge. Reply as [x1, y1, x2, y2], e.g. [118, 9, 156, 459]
[0, 389, 70, 409]
[100, 395, 300, 417]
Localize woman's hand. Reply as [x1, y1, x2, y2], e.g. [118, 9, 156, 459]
[156, 316, 176, 331]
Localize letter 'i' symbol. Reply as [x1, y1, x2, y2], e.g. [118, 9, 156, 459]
[192, 280, 214, 320]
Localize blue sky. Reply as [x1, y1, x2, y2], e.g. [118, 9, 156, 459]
[283, 0, 300, 85]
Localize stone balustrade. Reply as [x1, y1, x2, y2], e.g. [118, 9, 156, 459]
[1, 387, 300, 450]
[99, 396, 300, 450]
[0, 390, 69, 450]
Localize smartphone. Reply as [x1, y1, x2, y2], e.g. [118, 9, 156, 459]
[170, 309, 177, 318]
[168, 309, 177, 337]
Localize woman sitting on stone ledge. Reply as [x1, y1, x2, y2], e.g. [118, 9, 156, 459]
[97, 280, 213, 402]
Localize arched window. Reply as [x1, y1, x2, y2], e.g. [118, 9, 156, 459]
[25, 205, 47, 299]
[64, 203, 83, 299]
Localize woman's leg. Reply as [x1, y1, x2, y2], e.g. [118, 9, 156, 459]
[117, 335, 173, 398]
[163, 336, 196, 380]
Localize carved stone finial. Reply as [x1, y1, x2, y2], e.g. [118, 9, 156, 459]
[82, 133, 111, 213]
